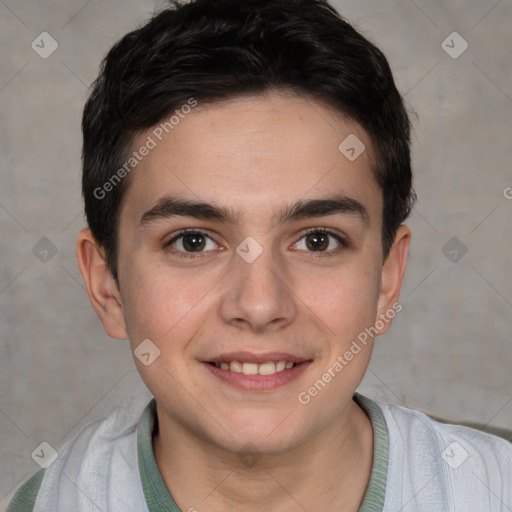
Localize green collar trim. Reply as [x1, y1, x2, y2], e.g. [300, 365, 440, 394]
[137, 399, 181, 511]
[354, 393, 389, 512]
[137, 394, 389, 511]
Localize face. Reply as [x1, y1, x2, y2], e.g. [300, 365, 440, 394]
[80, 91, 409, 455]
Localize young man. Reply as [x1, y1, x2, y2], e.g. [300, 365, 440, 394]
[7, 0, 511, 510]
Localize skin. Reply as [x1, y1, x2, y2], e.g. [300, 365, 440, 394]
[77, 90, 410, 511]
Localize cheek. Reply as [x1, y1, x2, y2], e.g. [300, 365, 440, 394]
[120, 267, 173, 344]
[120, 261, 218, 349]
[297, 260, 381, 340]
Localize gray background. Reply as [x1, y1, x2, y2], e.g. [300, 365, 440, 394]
[1, 0, 511, 506]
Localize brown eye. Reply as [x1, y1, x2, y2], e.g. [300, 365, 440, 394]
[166, 230, 219, 256]
[181, 233, 206, 252]
[292, 229, 347, 255]
[305, 232, 329, 251]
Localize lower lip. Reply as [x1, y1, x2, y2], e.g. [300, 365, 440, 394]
[202, 361, 311, 391]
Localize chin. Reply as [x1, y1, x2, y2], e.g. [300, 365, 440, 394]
[207, 411, 307, 455]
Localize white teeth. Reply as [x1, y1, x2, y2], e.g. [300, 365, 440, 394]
[242, 363, 259, 375]
[214, 360, 296, 375]
[258, 362, 275, 375]
[230, 361, 243, 373]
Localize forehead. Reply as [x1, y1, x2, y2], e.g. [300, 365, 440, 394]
[119, 91, 382, 229]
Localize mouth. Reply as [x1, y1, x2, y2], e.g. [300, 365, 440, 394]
[202, 353, 312, 391]
[208, 359, 298, 375]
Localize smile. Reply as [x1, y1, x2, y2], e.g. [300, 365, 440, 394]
[210, 360, 295, 375]
[204, 357, 311, 391]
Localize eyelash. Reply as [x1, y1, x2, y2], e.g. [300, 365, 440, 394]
[164, 227, 348, 260]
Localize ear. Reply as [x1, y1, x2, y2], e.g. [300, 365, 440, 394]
[76, 228, 127, 340]
[375, 225, 410, 336]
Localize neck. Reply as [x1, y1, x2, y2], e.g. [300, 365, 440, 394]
[152, 400, 374, 512]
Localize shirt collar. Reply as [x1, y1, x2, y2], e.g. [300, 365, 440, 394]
[137, 394, 389, 512]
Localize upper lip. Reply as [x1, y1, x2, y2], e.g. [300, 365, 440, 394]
[205, 352, 311, 364]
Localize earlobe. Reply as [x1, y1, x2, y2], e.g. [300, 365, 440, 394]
[75, 228, 128, 340]
[375, 225, 411, 336]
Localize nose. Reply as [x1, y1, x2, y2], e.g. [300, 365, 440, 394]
[218, 241, 298, 333]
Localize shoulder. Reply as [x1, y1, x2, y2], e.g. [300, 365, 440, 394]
[373, 397, 512, 510]
[6, 394, 152, 512]
[379, 398, 512, 457]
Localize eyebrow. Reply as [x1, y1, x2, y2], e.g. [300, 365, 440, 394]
[139, 193, 370, 228]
